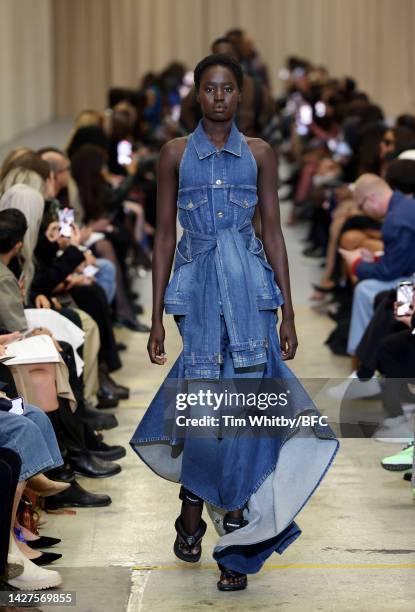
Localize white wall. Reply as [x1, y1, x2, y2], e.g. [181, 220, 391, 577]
[0, 0, 53, 144]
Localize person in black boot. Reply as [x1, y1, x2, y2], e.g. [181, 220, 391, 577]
[46, 399, 123, 479]
[44, 464, 112, 509]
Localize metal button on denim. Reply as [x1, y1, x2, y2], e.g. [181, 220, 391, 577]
[187, 202, 194, 209]
[215, 179, 222, 185]
[243, 201, 248, 208]
[217, 211, 224, 217]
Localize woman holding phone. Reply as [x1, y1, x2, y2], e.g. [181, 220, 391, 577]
[131, 54, 339, 592]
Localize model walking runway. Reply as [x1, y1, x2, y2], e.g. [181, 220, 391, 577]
[131, 53, 339, 592]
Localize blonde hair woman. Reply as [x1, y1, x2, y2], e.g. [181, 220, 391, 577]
[0, 147, 32, 180]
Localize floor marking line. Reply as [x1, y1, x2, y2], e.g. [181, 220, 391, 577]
[127, 569, 151, 612]
[132, 563, 415, 571]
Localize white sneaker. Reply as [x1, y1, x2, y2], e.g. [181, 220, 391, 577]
[7, 535, 62, 590]
[4, 552, 23, 580]
[327, 372, 381, 401]
[372, 415, 414, 443]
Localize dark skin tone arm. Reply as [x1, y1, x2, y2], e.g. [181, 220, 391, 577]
[148, 135, 298, 364]
[247, 137, 297, 359]
[147, 137, 186, 364]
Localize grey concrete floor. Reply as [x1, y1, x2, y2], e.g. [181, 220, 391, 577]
[6, 122, 414, 611]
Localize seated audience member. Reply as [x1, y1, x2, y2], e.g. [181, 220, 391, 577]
[0, 208, 123, 495]
[0, 207, 76, 411]
[0, 447, 21, 587]
[339, 174, 415, 357]
[372, 297, 415, 440]
[0, 401, 64, 590]
[0, 147, 32, 180]
[70, 143, 150, 331]
[0, 154, 55, 199]
[0, 183, 127, 408]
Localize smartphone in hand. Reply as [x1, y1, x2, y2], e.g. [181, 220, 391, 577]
[396, 281, 414, 316]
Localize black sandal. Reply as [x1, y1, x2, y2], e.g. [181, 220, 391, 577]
[216, 511, 249, 591]
[217, 563, 248, 592]
[174, 516, 207, 562]
[173, 486, 206, 563]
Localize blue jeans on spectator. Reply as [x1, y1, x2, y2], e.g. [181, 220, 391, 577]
[95, 258, 116, 304]
[0, 404, 63, 481]
[347, 277, 410, 355]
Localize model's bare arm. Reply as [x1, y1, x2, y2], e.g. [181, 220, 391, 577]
[250, 139, 298, 359]
[147, 140, 181, 364]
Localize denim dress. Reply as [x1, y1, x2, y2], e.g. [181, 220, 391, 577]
[130, 120, 339, 574]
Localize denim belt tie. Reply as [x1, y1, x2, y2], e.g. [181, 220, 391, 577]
[176, 222, 268, 379]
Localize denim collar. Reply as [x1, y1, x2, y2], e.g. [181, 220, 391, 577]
[192, 119, 242, 159]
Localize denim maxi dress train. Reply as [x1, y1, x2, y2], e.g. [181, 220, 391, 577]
[130, 120, 339, 575]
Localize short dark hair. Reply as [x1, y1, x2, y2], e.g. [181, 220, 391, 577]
[0, 209, 28, 253]
[194, 54, 243, 91]
[385, 159, 415, 194]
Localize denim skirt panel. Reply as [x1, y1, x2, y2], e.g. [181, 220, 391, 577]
[130, 311, 339, 575]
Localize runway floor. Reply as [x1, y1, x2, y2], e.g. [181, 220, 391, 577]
[3, 122, 414, 611]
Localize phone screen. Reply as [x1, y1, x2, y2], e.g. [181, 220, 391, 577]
[10, 396, 24, 415]
[397, 283, 414, 316]
[59, 208, 75, 238]
[117, 140, 133, 166]
[295, 104, 312, 135]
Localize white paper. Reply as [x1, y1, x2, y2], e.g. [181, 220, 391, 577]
[24, 309, 85, 376]
[5, 335, 60, 365]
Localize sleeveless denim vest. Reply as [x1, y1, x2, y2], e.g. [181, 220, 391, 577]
[164, 119, 283, 379]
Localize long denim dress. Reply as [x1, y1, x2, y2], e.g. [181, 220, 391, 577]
[130, 120, 339, 574]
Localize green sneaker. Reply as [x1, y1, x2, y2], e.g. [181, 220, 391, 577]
[381, 441, 414, 471]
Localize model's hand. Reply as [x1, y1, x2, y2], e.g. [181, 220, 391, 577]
[279, 318, 298, 360]
[147, 321, 166, 365]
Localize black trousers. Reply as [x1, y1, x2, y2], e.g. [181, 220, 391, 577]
[47, 399, 99, 458]
[356, 290, 407, 373]
[70, 283, 121, 372]
[377, 330, 415, 418]
[0, 448, 21, 574]
[47, 400, 86, 455]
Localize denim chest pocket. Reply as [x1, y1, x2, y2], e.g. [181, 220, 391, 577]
[229, 186, 257, 223]
[177, 186, 208, 232]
